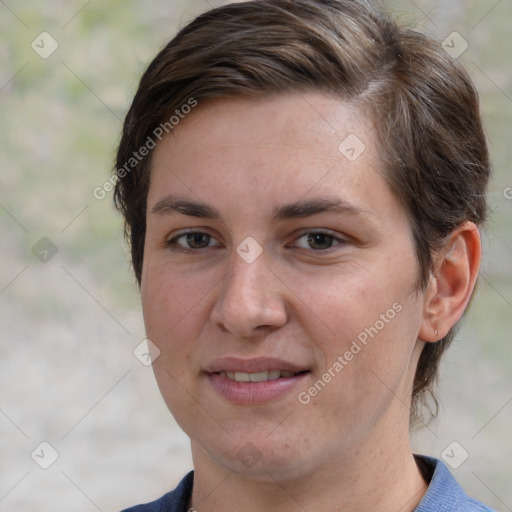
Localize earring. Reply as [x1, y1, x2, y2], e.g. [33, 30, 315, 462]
[434, 329, 438, 336]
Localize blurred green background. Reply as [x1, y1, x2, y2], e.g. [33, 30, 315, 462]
[1, 1, 510, 511]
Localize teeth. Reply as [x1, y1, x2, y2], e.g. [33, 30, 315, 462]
[219, 370, 298, 382]
[235, 372, 251, 382]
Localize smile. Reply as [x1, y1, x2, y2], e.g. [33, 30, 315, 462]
[205, 358, 311, 404]
[216, 370, 300, 382]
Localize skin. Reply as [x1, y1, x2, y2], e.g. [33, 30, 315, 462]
[141, 93, 481, 512]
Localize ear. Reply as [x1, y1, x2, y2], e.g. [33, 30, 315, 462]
[418, 222, 482, 342]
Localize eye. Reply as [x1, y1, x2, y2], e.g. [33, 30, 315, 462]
[166, 231, 221, 251]
[293, 230, 346, 251]
[166, 229, 346, 253]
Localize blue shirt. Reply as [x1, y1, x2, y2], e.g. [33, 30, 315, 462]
[120, 456, 496, 511]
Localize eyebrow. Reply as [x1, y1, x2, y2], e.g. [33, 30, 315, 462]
[150, 195, 373, 222]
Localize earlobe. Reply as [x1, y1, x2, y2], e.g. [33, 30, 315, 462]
[418, 222, 481, 343]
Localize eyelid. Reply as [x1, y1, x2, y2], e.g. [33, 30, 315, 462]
[166, 229, 223, 250]
[289, 229, 348, 249]
[165, 228, 348, 252]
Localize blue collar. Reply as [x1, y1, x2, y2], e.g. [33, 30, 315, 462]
[120, 456, 495, 511]
[414, 456, 495, 511]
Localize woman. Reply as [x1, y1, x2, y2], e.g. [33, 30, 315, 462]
[114, 1, 494, 510]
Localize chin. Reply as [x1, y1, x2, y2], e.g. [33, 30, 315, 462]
[194, 427, 319, 483]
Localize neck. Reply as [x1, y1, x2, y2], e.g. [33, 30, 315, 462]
[189, 420, 428, 512]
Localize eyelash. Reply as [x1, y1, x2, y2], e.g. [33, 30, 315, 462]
[165, 229, 347, 253]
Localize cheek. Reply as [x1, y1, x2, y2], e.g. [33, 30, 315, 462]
[141, 263, 210, 338]
[291, 256, 422, 404]
[141, 271, 193, 382]
[142, 268, 208, 424]
[287, 262, 406, 346]
[141, 263, 222, 392]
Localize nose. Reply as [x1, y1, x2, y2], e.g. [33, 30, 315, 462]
[210, 250, 288, 338]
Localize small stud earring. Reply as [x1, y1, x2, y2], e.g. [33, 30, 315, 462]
[434, 329, 438, 336]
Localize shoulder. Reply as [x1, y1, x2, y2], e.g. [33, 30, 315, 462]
[466, 497, 499, 512]
[119, 471, 194, 512]
[415, 455, 496, 511]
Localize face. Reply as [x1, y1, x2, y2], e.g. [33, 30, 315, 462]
[141, 93, 426, 481]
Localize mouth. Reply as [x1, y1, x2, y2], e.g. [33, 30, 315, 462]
[204, 357, 311, 404]
[214, 370, 309, 382]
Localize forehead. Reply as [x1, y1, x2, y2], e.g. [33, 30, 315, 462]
[157, 93, 368, 156]
[148, 93, 387, 215]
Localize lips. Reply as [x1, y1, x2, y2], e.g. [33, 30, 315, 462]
[204, 357, 310, 404]
[205, 356, 308, 374]
[218, 370, 298, 382]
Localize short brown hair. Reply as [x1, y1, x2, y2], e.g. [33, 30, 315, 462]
[114, 0, 490, 424]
